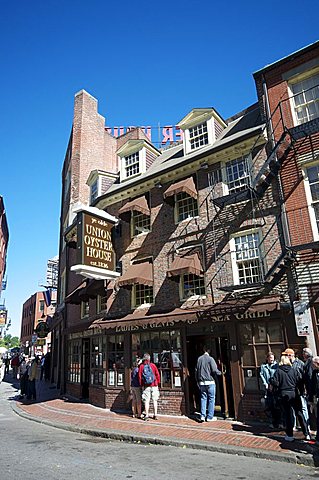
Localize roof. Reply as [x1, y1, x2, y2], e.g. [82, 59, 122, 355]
[253, 39, 319, 77]
[95, 105, 264, 204]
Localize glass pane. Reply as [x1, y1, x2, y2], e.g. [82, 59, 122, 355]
[107, 335, 116, 352]
[267, 322, 283, 342]
[161, 369, 172, 388]
[256, 346, 269, 366]
[271, 345, 284, 363]
[140, 332, 150, 353]
[150, 331, 160, 350]
[132, 333, 141, 354]
[170, 330, 181, 350]
[160, 331, 170, 351]
[240, 323, 252, 343]
[254, 323, 267, 343]
[242, 348, 255, 366]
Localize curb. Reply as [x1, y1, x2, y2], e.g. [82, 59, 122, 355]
[12, 402, 319, 467]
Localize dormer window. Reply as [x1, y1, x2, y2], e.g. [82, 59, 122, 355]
[125, 151, 140, 178]
[117, 140, 160, 182]
[177, 108, 226, 155]
[189, 122, 209, 150]
[90, 179, 98, 204]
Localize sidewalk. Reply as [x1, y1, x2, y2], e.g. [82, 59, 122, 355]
[10, 378, 319, 467]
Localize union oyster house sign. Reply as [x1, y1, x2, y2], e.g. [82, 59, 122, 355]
[70, 207, 120, 281]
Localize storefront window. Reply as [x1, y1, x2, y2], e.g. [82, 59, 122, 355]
[67, 340, 81, 383]
[132, 330, 183, 389]
[90, 336, 107, 386]
[240, 321, 284, 392]
[107, 334, 124, 387]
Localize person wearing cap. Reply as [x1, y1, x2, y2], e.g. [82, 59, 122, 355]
[138, 353, 160, 421]
[271, 354, 309, 441]
[309, 356, 319, 444]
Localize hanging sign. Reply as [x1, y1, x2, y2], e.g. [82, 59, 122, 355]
[293, 301, 311, 336]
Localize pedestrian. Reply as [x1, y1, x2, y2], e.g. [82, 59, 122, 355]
[40, 355, 45, 381]
[0, 356, 4, 383]
[18, 355, 29, 398]
[309, 355, 319, 444]
[27, 357, 39, 401]
[260, 352, 282, 429]
[4, 356, 10, 375]
[282, 347, 311, 437]
[130, 359, 142, 418]
[270, 354, 309, 442]
[11, 353, 20, 379]
[195, 346, 221, 422]
[138, 353, 160, 421]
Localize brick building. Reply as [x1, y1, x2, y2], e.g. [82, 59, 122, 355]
[20, 290, 56, 356]
[53, 41, 319, 421]
[0, 196, 8, 297]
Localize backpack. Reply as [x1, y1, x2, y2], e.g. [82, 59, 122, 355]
[142, 363, 155, 385]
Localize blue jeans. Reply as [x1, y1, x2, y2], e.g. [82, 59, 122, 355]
[199, 383, 216, 419]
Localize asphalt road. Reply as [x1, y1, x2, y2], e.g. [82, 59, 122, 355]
[0, 379, 317, 480]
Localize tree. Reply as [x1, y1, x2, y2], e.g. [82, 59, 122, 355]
[0, 334, 20, 349]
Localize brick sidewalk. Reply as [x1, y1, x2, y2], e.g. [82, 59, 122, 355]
[10, 379, 319, 467]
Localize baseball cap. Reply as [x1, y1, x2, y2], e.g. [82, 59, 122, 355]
[282, 348, 295, 355]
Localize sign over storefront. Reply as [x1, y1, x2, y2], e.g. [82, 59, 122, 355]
[71, 206, 120, 281]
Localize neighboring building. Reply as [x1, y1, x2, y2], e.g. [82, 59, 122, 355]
[0, 196, 9, 299]
[20, 290, 56, 356]
[53, 41, 319, 421]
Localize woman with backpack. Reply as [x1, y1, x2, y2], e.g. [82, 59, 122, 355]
[138, 353, 160, 421]
[130, 359, 142, 418]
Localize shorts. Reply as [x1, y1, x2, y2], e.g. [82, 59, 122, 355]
[142, 386, 160, 402]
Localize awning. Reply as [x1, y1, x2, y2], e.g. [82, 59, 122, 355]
[117, 262, 153, 287]
[164, 177, 197, 200]
[89, 307, 202, 331]
[64, 281, 87, 305]
[167, 253, 203, 277]
[80, 280, 106, 299]
[118, 196, 150, 216]
[201, 295, 284, 319]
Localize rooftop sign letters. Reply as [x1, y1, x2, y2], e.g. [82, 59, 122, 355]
[105, 125, 183, 146]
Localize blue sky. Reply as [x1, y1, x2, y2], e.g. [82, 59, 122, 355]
[0, 0, 318, 337]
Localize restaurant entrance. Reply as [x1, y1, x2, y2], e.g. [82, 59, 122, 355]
[186, 334, 234, 418]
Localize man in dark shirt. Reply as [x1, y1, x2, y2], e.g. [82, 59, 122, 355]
[195, 347, 221, 422]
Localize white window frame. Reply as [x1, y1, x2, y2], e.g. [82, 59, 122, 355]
[132, 284, 154, 309]
[289, 69, 319, 126]
[179, 274, 206, 300]
[97, 294, 108, 313]
[120, 148, 146, 181]
[174, 192, 199, 224]
[221, 154, 251, 196]
[130, 210, 151, 237]
[184, 118, 214, 154]
[90, 178, 99, 205]
[302, 160, 319, 241]
[230, 229, 264, 285]
[81, 300, 90, 318]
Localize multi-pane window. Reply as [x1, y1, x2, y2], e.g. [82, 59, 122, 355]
[131, 211, 150, 236]
[90, 180, 98, 204]
[181, 274, 205, 299]
[91, 336, 107, 386]
[107, 334, 124, 387]
[306, 163, 319, 233]
[39, 300, 45, 313]
[67, 340, 81, 383]
[234, 232, 263, 284]
[97, 294, 108, 313]
[189, 122, 208, 150]
[134, 284, 153, 307]
[81, 301, 89, 318]
[240, 321, 284, 391]
[291, 73, 319, 125]
[226, 156, 250, 193]
[176, 192, 198, 222]
[132, 330, 183, 389]
[125, 152, 140, 178]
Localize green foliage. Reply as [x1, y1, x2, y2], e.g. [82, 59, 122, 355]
[0, 334, 20, 349]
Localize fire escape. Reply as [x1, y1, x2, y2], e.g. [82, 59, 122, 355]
[209, 86, 319, 297]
